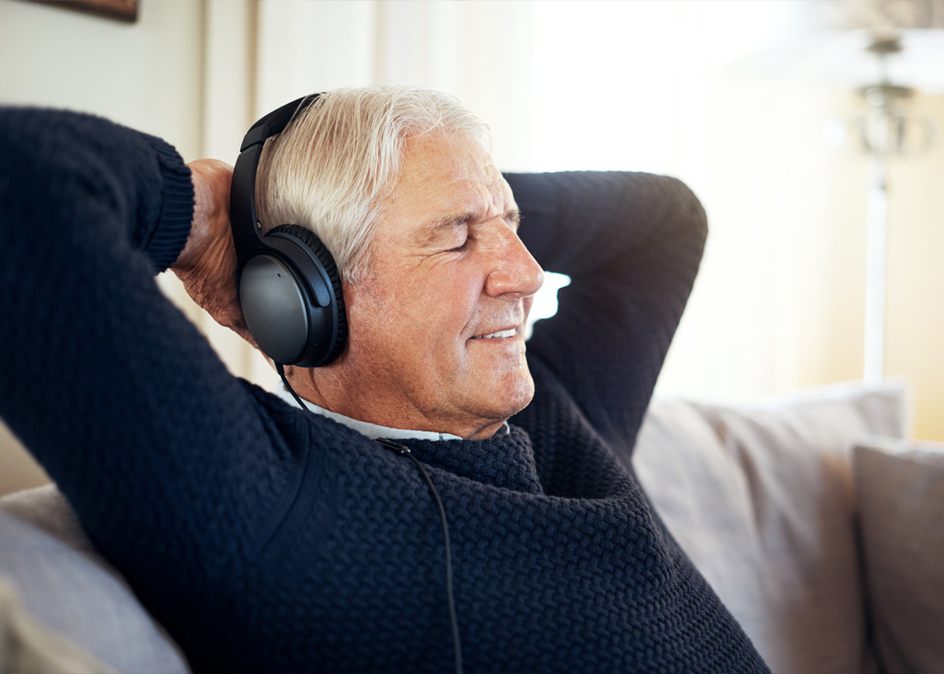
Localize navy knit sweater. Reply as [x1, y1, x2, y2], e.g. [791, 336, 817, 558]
[0, 108, 769, 673]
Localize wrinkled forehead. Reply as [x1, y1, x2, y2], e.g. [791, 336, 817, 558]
[397, 132, 514, 213]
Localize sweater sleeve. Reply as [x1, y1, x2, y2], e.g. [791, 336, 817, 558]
[507, 171, 707, 451]
[0, 108, 295, 596]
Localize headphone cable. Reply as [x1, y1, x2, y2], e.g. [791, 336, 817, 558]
[377, 438, 464, 674]
[276, 363, 311, 410]
[275, 365, 464, 674]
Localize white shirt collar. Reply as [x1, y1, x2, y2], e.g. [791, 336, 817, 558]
[274, 385, 509, 441]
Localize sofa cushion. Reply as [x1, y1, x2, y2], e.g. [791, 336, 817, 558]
[854, 439, 944, 674]
[0, 485, 189, 674]
[0, 576, 114, 674]
[633, 380, 907, 674]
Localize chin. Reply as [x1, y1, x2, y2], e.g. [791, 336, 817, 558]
[460, 379, 534, 440]
[496, 371, 535, 419]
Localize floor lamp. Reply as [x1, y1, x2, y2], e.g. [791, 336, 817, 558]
[809, 2, 944, 385]
[735, 1, 944, 386]
[853, 36, 937, 386]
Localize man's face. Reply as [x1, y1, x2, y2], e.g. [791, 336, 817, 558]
[331, 131, 544, 440]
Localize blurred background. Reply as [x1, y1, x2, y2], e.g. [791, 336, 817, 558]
[1, 0, 942, 495]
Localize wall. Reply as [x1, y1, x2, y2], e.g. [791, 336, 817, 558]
[0, 0, 204, 154]
[883, 93, 944, 440]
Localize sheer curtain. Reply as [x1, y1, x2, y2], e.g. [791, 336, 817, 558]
[528, 1, 872, 401]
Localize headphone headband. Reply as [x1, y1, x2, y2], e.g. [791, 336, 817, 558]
[230, 95, 321, 270]
[240, 94, 321, 152]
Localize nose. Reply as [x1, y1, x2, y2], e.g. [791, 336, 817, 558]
[483, 223, 545, 299]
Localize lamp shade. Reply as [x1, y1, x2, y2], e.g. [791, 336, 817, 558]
[727, 0, 944, 93]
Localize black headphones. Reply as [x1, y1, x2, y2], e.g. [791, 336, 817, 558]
[229, 94, 348, 367]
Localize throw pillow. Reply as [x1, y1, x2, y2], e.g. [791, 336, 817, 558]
[854, 439, 944, 674]
[634, 380, 907, 674]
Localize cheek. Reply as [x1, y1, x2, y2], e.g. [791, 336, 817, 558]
[342, 283, 398, 363]
[346, 262, 486, 369]
[404, 266, 483, 332]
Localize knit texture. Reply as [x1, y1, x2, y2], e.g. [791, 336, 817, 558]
[0, 107, 769, 673]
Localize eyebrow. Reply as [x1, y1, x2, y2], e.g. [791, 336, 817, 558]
[432, 212, 476, 231]
[506, 208, 521, 228]
[431, 208, 520, 229]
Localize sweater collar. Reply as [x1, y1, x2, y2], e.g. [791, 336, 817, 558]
[396, 426, 543, 494]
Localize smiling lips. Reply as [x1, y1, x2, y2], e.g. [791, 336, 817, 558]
[472, 328, 517, 340]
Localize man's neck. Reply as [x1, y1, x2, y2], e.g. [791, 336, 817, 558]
[280, 367, 510, 440]
[274, 385, 510, 441]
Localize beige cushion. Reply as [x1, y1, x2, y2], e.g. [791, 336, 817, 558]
[634, 380, 907, 674]
[854, 439, 944, 674]
[0, 577, 114, 674]
[0, 485, 189, 673]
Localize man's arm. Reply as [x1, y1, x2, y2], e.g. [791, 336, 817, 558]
[0, 108, 294, 598]
[507, 171, 707, 451]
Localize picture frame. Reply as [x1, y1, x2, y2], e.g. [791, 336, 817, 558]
[26, 0, 139, 23]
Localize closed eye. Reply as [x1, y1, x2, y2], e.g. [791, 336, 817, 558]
[443, 217, 473, 253]
[446, 233, 470, 253]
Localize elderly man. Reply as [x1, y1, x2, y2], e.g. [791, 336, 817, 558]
[0, 87, 768, 673]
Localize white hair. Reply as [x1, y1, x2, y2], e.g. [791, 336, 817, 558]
[255, 85, 492, 284]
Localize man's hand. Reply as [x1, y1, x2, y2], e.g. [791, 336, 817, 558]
[172, 159, 255, 346]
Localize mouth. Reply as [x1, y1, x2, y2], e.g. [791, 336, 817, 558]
[471, 328, 517, 340]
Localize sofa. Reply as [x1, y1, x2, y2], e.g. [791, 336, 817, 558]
[0, 379, 941, 673]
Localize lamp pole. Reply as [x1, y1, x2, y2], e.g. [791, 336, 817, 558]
[858, 38, 918, 387]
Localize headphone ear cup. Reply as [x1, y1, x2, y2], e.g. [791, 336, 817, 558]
[267, 225, 348, 365]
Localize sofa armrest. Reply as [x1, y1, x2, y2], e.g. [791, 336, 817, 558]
[0, 485, 189, 674]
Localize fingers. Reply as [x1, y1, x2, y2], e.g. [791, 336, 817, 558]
[171, 159, 255, 345]
[174, 159, 234, 275]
